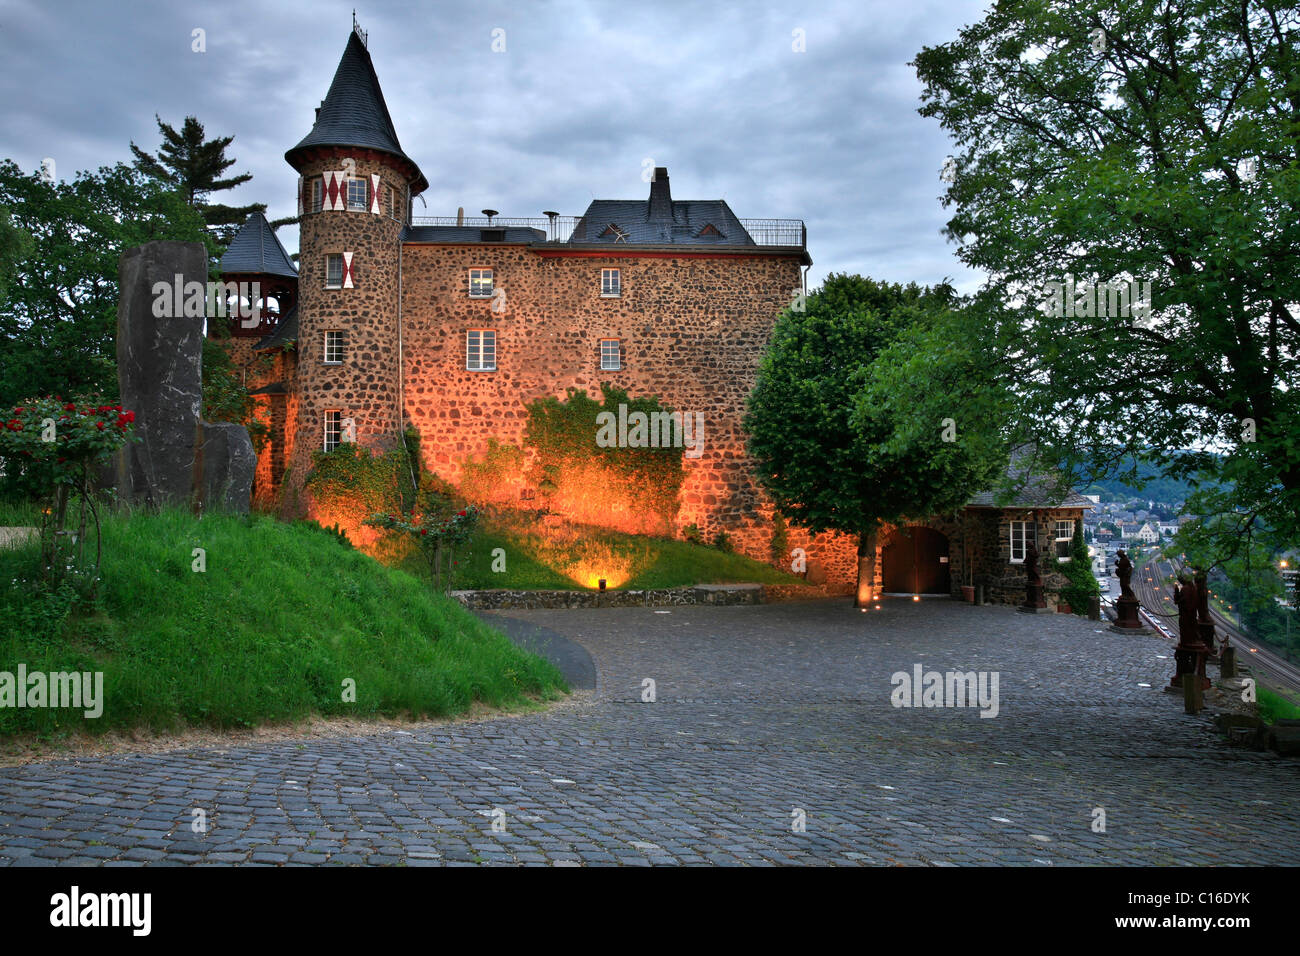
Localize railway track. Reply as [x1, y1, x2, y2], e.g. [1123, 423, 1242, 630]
[1130, 551, 1300, 694]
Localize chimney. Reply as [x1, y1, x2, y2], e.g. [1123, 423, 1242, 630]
[648, 167, 671, 220]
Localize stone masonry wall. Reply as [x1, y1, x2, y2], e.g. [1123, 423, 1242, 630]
[399, 244, 804, 563]
[964, 507, 1089, 607]
[288, 150, 409, 519]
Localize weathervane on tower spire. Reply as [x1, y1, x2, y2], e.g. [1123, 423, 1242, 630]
[352, 10, 368, 48]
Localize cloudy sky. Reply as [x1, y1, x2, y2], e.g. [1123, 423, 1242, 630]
[1, 0, 988, 291]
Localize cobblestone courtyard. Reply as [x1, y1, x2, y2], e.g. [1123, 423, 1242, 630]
[1, 599, 1296, 866]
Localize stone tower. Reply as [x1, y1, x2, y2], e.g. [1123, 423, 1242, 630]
[283, 25, 428, 514]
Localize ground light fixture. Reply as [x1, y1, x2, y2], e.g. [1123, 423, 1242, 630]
[912, 594, 921, 602]
[598, 579, 607, 592]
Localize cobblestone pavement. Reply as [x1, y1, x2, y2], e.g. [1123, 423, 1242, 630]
[1, 599, 1297, 866]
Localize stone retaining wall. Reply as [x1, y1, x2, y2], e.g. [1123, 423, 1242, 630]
[454, 583, 764, 610]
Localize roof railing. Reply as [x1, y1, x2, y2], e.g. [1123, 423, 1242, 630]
[407, 215, 807, 247]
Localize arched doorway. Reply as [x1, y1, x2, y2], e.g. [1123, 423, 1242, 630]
[882, 526, 951, 595]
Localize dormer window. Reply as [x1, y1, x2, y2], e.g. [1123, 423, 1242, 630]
[600, 224, 629, 242]
[697, 223, 724, 238]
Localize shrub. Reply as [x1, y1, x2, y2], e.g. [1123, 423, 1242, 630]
[682, 523, 703, 545]
[712, 530, 735, 553]
[523, 385, 685, 535]
[459, 438, 526, 507]
[0, 395, 136, 593]
[770, 512, 789, 564]
[1056, 519, 1099, 614]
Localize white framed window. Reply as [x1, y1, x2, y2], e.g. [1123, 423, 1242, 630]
[1009, 520, 1037, 564]
[469, 268, 494, 298]
[311, 177, 323, 213]
[600, 338, 621, 370]
[601, 268, 621, 297]
[1054, 520, 1074, 560]
[346, 177, 368, 211]
[325, 254, 344, 289]
[467, 329, 496, 371]
[323, 410, 342, 452]
[323, 330, 344, 364]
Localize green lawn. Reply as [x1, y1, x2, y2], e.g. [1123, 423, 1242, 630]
[1258, 686, 1300, 724]
[396, 509, 808, 591]
[0, 506, 566, 738]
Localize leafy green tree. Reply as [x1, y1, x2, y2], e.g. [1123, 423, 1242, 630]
[0, 206, 32, 302]
[130, 115, 266, 244]
[201, 339, 269, 453]
[913, 0, 1300, 575]
[0, 160, 212, 410]
[745, 274, 1007, 606]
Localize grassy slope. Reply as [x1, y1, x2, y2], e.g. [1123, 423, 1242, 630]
[398, 510, 808, 591]
[0, 507, 566, 737]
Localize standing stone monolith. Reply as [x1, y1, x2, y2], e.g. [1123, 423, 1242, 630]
[116, 241, 205, 506]
[114, 240, 254, 513]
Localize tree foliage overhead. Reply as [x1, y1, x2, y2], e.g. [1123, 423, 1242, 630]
[0, 160, 213, 409]
[745, 273, 1008, 601]
[130, 114, 266, 244]
[913, 0, 1300, 562]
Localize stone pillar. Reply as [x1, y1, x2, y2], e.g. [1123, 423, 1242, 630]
[115, 241, 255, 513]
[116, 241, 206, 507]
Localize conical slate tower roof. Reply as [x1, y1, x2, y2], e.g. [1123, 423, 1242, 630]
[285, 31, 428, 193]
[220, 212, 298, 278]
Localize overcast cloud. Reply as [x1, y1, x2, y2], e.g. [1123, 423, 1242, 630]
[0, 0, 989, 291]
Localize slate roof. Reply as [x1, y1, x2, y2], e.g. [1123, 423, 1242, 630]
[966, 445, 1095, 510]
[571, 199, 755, 245]
[219, 213, 298, 278]
[286, 31, 428, 193]
[401, 225, 547, 244]
[254, 305, 298, 352]
[570, 168, 755, 246]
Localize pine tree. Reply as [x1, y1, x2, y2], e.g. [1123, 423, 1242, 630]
[130, 115, 265, 245]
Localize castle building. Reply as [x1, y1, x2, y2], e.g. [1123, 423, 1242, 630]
[215, 25, 1090, 605]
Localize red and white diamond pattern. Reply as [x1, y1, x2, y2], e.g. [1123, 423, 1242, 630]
[370, 174, 381, 215]
[341, 251, 354, 289]
[323, 170, 346, 211]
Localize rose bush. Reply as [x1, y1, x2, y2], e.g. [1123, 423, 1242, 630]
[0, 396, 136, 591]
[365, 505, 481, 593]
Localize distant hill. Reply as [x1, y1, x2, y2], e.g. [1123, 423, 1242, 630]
[1072, 454, 1225, 505]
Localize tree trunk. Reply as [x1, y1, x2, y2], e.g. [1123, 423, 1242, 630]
[855, 528, 877, 608]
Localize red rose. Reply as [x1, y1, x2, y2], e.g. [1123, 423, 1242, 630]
[96, 421, 104, 430]
[420, 528, 428, 536]
[124, 411, 135, 423]
[457, 510, 466, 516]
